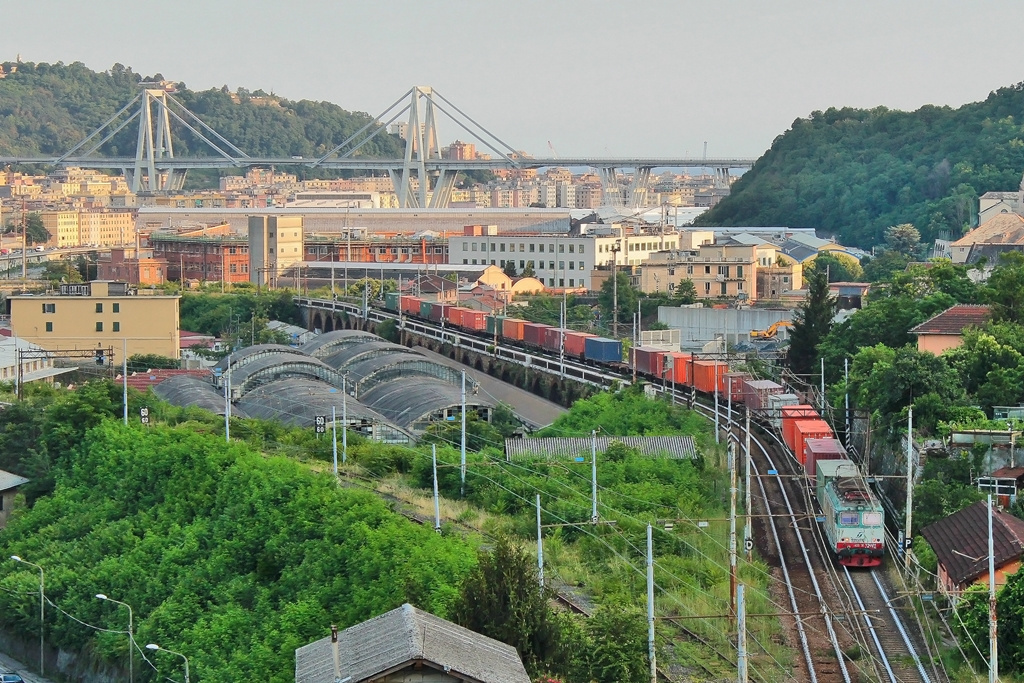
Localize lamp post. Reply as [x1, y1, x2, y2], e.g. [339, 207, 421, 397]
[11, 555, 44, 675]
[146, 643, 189, 683]
[96, 594, 134, 683]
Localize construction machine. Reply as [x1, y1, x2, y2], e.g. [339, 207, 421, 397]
[749, 320, 793, 339]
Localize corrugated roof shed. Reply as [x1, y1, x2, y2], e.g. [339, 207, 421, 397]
[910, 305, 991, 336]
[505, 435, 697, 461]
[922, 500, 1024, 587]
[295, 603, 529, 683]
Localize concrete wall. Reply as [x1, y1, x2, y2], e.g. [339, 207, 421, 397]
[658, 306, 795, 349]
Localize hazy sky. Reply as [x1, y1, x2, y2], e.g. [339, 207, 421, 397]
[3, 0, 1022, 159]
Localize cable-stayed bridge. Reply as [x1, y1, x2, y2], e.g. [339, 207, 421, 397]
[0, 85, 756, 208]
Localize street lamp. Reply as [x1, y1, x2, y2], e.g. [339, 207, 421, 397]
[146, 643, 189, 683]
[96, 593, 134, 683]
[10, 555, 44, 675]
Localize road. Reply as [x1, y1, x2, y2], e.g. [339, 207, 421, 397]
[411, 345, 567, 429]
[0, 649, 53, 683]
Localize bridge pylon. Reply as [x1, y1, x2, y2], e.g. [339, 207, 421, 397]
[56, 83, 249, 193]
[313, 85, 522, 209]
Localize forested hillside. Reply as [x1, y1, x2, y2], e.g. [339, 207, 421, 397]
[695, 82, 1024, 248]
[0, 61, 403, 162]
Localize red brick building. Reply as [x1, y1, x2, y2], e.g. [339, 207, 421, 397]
[149, 224, 250, 283]
[304, 234, 447, 265]
[96, 248, 168, 285]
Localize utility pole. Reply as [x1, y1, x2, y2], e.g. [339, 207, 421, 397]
[591, 430, 598, 524]
[611, 241, 621, 338]
[737, 584, 748, 683]
[536, 494, 544, 590]
[988, 494, 998, 683]
[342, 378, 348, 464]
[122, 339, 128, 426]
[21, 198, 27, 280]
[433, 445, 441, 533]
[729, 440, 738, 623]
[460, 371, 467, 497]
[744, 409, 752, 562]
[223, 355, 231, 443]
[844, 357, 850, 449]
[714, 372, 720, 444]
[820, 357, 825, 412]
[647, 523, 656, 683]
[905, 406, 914, 574]
[331, 405, 338, 479]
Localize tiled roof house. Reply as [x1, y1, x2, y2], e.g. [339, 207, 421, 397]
[922, 501, 1024, 596]
[910, 305, 991, 355]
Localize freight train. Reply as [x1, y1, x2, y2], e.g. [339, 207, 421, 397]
[385, 293, 885, 567]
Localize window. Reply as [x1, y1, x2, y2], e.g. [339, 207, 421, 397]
[519, 260, 525, 269]
[519, 243, 525, 252]
[579, 262, 584, 270]
[559, 278, 565, 287]
[738, 281, 744, 291]
[230, 264, 237, 273]
[569, 244, 575, 253]
[839, 512, 859, 526]
[529, 244, 535, 253]
[737, 265, 743, 278]
[559, 244, 565, 253]
[500, 243, 506, 252]
[462, 241, 468, 250]
[472, 259, 478, 265]
[718, 265, 729, 277]
[490, 260, 496, 265]
[548, 261, 555, 271]
[45, 322, 52, 332]
[704, 265, 711, 275]
[480, 242, 486, 251]
[113, 322, 120, 332]
[112, 303, 120, 313]
[96, 322, 103, 332]
[721, 282, 727, 295]
[863, 512, 882, 526]
[472, 243, 477, 252]
[95, 303, 103, 313]
[548, 278, 555, 286]
[687, 265, 693, 275]
[463, 259, 468, 264]
[704, 282, 711, 293]
[569, 278, 575, 286]
[783, 276, 790, 283]
[490, 243, 495, 252]
[559, 261, 565, 270]
[668, 283, 675, 293]
[579, 245, 584, 254]
[569, 261, 575, 270]
[42, 303, 55, 314]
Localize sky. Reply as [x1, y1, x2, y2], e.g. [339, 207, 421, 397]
[3, 0, 1022, 160]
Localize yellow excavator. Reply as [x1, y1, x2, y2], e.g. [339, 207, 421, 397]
[750, 320, 793, 339]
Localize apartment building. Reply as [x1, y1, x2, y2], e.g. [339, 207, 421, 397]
[448, 225, 677, 290]
[10, 281, 181, 358]
[96, 248, 168, 286]
[639, 236, 781, 302]
[249, 215, 304, 286]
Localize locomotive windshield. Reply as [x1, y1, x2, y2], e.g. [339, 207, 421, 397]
[862, 512, 882, 526]
[839, 511, 859, 526]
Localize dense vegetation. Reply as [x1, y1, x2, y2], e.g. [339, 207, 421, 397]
[695, 83, 1024, 248]
[0, 386, 475, 683]
[0, 61, 404, 182]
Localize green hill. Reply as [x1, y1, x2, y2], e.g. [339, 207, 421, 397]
[694, 83, 1024, 248]
[0, 60, 403, 164]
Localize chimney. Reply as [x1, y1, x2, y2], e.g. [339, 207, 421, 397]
[331, 624, 341, 683]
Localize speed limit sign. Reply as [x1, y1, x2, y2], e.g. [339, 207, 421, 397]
[314, 415, 327, 434]
[140, 407, 150, 425]
[744, 538, 754, 552]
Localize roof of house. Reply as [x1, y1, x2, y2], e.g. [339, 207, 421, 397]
[922, 501, 1024, 587]
[990, 467, 1024, 480]
[980, 191, 1020, 201]
[0, 469, 29, 493]
[952, 213, 1024, 247]
[910, 305, 991, 336]
[779, 241, 819, 263]
[965, 243, 1024, 265]
[294, 603, 530, 683]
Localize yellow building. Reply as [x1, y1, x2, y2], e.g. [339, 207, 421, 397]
[40, 210, 79, 248]
[10, 281, 181, 358]
[248, 215, 304, 286]
[78, 209, 136, 247]
[639, 236, 780, 302]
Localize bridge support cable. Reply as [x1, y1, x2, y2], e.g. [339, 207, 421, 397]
[55, 93, 143, 163]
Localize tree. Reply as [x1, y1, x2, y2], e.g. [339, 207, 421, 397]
[521, 262, 536, 278]
[598, 272, 639, 336]
[585, 605, 650, 683]
[985, 252, 1024, 324]
[787, 267, 836, 377]
[451, 536, 565, 676]
[671, 278, 697, 305]
[502, 260, 518, 278]
[861, 250, 910, 282]
[885, 223, 922, 257]
[807, 252, 863, 283]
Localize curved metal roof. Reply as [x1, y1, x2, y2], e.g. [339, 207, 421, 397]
[360, 379, 493, 432]
[320, 341, 415, 372]
[237, 378, 406, 436]
[215, 344, 299, 372]
[344, 353, 463, 396]
[229, 352, 347, 397]
[300, 329, 381, 358]
[153, 374, 249, 418]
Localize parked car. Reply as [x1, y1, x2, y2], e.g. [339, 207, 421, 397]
[0, 673, 26, 683]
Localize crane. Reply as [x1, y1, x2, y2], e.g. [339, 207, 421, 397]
[749, 320, 793, 339]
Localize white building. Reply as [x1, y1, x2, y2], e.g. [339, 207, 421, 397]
[447, 225, 678, 290]
[0, 336, 73, 388]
